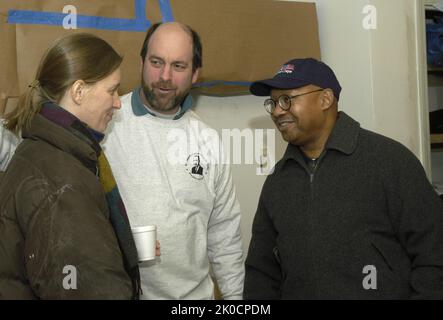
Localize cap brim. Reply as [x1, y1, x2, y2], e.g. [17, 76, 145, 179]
[249, 78, 311, 96]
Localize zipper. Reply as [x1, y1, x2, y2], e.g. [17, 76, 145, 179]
[308, 152, 324, 199]
[309, 161, 319, 183]
[310, 168, 316, 199]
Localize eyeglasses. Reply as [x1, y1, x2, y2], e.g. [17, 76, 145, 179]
[263, 89, 324, 114]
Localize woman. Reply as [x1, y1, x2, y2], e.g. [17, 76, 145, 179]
[0, 33, 141, 299]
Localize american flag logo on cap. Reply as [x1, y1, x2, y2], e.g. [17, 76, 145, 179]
[277, 64, 295, 75]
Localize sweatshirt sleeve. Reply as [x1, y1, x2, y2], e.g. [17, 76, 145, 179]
[0, 122, 20, 171]
[16, 166, 133, 299]
[244, 193, 281, 300]
[207, 162, 244, 300]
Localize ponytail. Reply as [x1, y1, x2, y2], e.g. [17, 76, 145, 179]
[3, 80, 49, 135]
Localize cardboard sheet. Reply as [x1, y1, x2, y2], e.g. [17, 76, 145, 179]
[0, 0, 320, 114]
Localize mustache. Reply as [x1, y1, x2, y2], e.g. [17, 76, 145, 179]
[273, 115, 295, 122]
[151, 80, 176, 90]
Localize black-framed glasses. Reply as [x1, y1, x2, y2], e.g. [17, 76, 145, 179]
[263, 89, 324, 114]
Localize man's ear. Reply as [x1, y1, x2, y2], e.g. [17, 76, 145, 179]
[192, 68, 200, 84]
[320, 88, 335, 111]
[69, 80, 87, 105]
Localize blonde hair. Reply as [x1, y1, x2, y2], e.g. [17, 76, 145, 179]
[4, 33, 122, 134]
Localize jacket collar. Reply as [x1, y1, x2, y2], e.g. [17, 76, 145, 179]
[280, 111, 360, 169]
[22, 110, 99, 174]
[131, 86, 194, 120]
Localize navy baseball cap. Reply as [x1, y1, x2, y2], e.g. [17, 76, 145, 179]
[250, 58, 342, 101]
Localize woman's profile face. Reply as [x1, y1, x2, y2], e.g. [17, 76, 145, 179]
[79, 67, 122, 132]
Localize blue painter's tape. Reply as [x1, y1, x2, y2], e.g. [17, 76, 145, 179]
[194, 81, 252, 88]
[8, 10, 151, 31]
[135, 0, 147, 21]
[76, 15, 151, 31]
[159, 0, 174, 22]
[8, 10, 64, 26]
[6, 0, 173, 30]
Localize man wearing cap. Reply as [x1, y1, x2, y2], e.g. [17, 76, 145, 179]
[244, 58, 443, 299]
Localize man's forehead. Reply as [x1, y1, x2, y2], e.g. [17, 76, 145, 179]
[149, 23, 192, 47]
[147, 28, 193, 60]
[156, 22, 190, 34]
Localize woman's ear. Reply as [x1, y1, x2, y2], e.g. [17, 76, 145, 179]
[320, 89, 335, 111]
[70, 80, 87, 105]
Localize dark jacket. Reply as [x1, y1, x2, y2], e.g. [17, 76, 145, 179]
[0, 114, 133, 299]
[245, 112, 443, 299]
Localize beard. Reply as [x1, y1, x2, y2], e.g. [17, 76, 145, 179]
[141, 78, 190, 113]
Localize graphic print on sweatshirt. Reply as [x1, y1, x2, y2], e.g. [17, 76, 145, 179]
[185, 153, 208, 180]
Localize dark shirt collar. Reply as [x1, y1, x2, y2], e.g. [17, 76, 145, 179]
[280, 111, 360, 170]
[39, 102, 102, 158]
[131, 86, 194, 120]
[87, 127, 105, 143]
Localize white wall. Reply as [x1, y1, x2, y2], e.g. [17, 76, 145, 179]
[303, 0, 428, 165]
[193, 96, 287, 255]
[370, 0, 429, 170]
[308, 0, 376, 130]
[193, 0, 428, 255]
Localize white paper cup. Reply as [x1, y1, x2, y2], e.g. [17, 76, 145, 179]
[131, 225, 156, 262]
